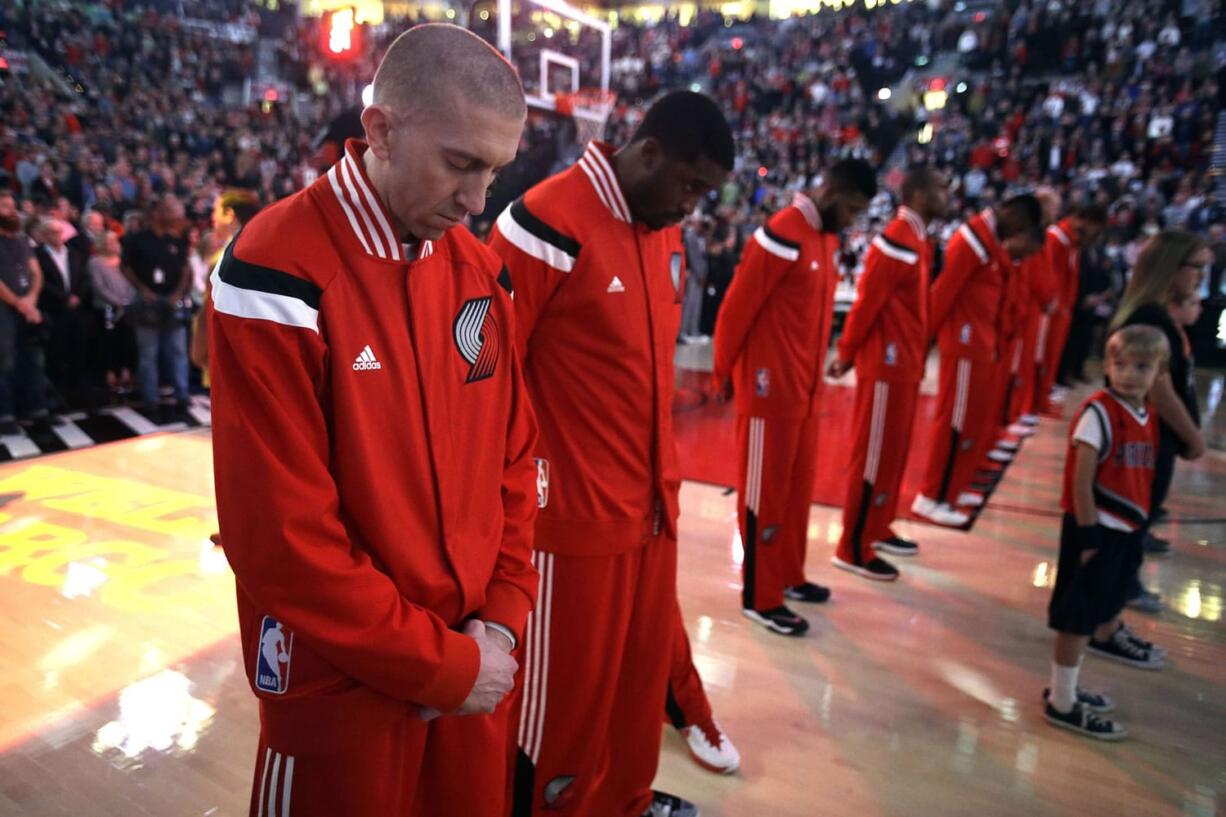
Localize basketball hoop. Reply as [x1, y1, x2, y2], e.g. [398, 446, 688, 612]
[555, 88, 617, 146]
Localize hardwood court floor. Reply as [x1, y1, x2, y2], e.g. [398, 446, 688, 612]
[0, 388, 1222, 816]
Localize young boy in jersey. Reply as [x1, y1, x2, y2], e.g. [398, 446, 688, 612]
[1044, 325, 1170, 740]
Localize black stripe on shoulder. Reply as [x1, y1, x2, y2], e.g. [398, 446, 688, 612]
[218, 239, 322, 310]
[510, 199, 582, 258]
[497, 264, 513, 295]
[878, 234, 915, 256]
[1086, 401, 1112, 464]
[762, 225, 801, 251]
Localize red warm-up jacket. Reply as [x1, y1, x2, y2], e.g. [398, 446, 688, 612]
[713, 192, 841, 418]
[488, 141, 685, 557]
[930, 208, 1011, 362]
[836, 206, 931, 382]
[210, 140, 539, 716]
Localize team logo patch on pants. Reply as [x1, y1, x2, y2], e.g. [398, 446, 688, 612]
[255, 615, 293, 694]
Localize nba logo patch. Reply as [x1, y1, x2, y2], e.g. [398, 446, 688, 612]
[885, 343, 897, 366]
[669, 252, 683, 302]
[535, 458, 550, 509]
[755, 367, 770, 397]
[255, 616, 293, 695]
[960, 323, 972, 344]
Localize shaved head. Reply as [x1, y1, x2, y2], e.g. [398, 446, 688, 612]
[372, 24, 526, 123]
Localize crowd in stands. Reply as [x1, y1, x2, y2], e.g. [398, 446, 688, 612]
[0, 0, 1223, 432]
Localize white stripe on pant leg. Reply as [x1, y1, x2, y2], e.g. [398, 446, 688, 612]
[524, 552, 548, 759]
[532, 552, 555, 764]
[281, 755, 294, 817]
[267, 752, 282, 817]
[257, 747, 273, 817]
[747, 418, 764, 513]
[1035, 315, 1050, 361]
[520, 552, 544, 751]
[866, 382, 888, 484]
[953, 360, 970, 431]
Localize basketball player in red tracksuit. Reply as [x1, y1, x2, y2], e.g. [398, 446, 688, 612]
[911, 195, 1044, 528]
[1006, 189, 1061, 431]
[827, 168, 949, 581]
[489, 92, 734, 817]
[713, 159, 877, 636]
[1036, 208, 1108, 412]
[209, 27, 538, 817]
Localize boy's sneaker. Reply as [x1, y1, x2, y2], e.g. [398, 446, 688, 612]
[1042, 687, 1116, 714]
[832, 555, 900, 582]
[1141, 532, 1172, 556]
[784, 582, 831, 603]
[742, 605, 809, 636]
[683, 717, 740, 774]
[1126, 588, 1163, 614]
[911, 494, 970, 527]
[1088, 627, 1164, 670]
[875, 536, 919, 556]
[644, 792, 699, 817]
[1117, 622, 1166, 658]
[1043, 701, 1127, 741]
[956, 491, 985, 508]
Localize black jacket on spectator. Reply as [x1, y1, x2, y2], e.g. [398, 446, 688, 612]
[35, 243, 92, 314]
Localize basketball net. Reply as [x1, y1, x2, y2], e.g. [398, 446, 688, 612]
[555, 88, 617, 146]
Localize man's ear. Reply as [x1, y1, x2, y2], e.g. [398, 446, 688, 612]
[361, 105, 395, 161]
[639, 137, 666, 173]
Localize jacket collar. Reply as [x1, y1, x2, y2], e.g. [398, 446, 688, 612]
[323, 139, 434, 262]
[792, 192, 823, 232]
[898, 206, 926, 242]
[1049, 219, 1074, 248]
[576, 142, 633, 223]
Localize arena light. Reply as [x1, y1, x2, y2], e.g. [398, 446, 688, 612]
[877, 87, 891, 101]
[731, 36, 744, 49]
[479, 9, 490, 19]
[955, 81, 968, 93]
[917, 123, 933, 144]
[757, 166, 768, 178]
[322, 7, 362, 60]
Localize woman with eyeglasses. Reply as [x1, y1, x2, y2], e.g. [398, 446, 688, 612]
[1106, 230, 1209, 615]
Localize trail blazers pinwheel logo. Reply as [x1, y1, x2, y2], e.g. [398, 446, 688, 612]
[454, 296, 499, 383]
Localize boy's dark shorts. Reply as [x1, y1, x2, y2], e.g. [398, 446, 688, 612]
[1048, 515, 1144, 635]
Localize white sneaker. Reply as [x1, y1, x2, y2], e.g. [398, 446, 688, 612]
[996, 438, 1020, 452]
[956, 491, 985, 508]
[988, 448, 1014, 463]
[1007, 422, 1036, 437]
[911, 494, 970, 527]
[683, 717, 741, 774]
[1020, 414, 1040, 426]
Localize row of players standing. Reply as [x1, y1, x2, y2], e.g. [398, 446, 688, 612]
[206, 23, 1208, 817]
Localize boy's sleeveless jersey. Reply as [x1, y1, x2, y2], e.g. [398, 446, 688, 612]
[1061, 389, 1158, 532]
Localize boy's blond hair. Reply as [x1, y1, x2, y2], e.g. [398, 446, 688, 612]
[1105, 324, 1170, 367]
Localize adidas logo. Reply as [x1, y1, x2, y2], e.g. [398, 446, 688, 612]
[607, 276, 625, 294]
[352, 345, 382, 371]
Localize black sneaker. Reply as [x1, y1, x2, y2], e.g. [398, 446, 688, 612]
[1043, 701, 1127, 740]
[741, 605, 810, 636]
[644, 791, 699, 817]
[875, 536, 919, 557]
[1141, 532, 1172, 556]
[1117, 622, 1166, 658]
[831, 555, 899, 582]
[783, 581, 831, 603]
[1042, 687, 1116, 714]
[1088, 628, 1164, 670]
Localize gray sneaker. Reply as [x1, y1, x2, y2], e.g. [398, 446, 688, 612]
[1126, 588, 1163, 614]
